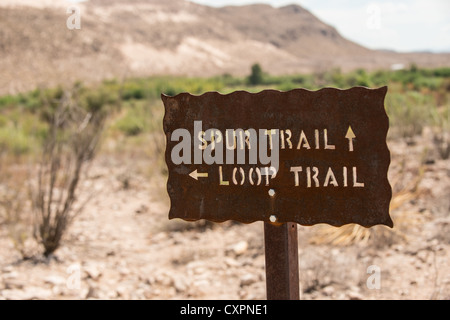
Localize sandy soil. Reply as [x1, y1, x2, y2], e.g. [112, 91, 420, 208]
[0, 132, 449, 300]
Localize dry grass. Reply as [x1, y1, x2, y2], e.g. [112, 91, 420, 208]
[0, 161, 40, 259]
[309, 163, 425, 247]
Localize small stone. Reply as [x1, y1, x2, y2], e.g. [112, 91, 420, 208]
[417, 251, 428, 263]
[193, 279, 210, 289]
[323, 285, 335, 296]
[116, 285, 129, 299]
[144, 276, 156, 286]
[85, 286, 100, 299]
[151, 232, 168, 242]
[2, 266, 14, 273]
[155, 273, 174, 286]
[135, 204, 149, 214]
[193, 267, 206, 276]
[4, 279, 26, 290]
[106, 250, 115, 257]
[52, 285, 66, 296]
[231, 241, 248, 256]
[240, 273, 258, 287]
[3, 271, 19, 280]
[347, 291, 363, 300]
[107, 290, 119, 299]
[224, 257, 241, 267]
[174, 277, 187, 293]
[44, 275, 66, 286]
[85, 266, 102, 281]
[400, 289, 409, 296]
[238, 289, 248, 299]
[2, 287, 52, 300]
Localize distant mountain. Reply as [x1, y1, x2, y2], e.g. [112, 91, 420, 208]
[0, 0, 449, 94]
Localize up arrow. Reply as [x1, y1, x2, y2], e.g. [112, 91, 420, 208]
[189, 169, 208, 180]
[345, 126, 356, 152]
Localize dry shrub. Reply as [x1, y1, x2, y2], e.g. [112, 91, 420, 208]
[309, 164, 424, 247]
[432, 128, 450, 160]
[431, 103, 450, 160]
[0, 86, 107, 259]
[30, 89, 107, 257]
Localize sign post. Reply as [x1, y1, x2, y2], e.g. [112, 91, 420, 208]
[162, 87, 393, 300]
[264, 222, 299, 300]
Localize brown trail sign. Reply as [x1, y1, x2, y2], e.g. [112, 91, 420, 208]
[162, 87, 393, 227]
[162, 87, 393, 299]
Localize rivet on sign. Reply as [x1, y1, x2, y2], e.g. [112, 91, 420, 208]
[269, 215, 277, 223]
[268, 189, 276, 197]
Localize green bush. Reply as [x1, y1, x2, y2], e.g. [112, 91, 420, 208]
[0, 127, 30, 156]
[412, 77, 442, 91]
[116, 116, 144, 136]
[323, 68, 347, 88]
[278, 81, 298, 92]
[160, 86, 179, 97]
[219, 74, 244, 87]
[0, 95, 20, 108]
[248, 63, 264, 86]
[386, 92, 434, 139]
[122, 83, 145, 100]
[115, 106, 146, 136]
[433, 67, 450, 78]
[370, 70, 390, 87]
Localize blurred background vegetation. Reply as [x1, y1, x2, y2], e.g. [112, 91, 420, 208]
[1, 64, 448, 159]
[0, 64, 449, 256]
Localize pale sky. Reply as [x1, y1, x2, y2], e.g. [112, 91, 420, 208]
[189, 0, 450, 53]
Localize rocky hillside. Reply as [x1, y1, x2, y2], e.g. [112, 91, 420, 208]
[0, 0, 449, 94]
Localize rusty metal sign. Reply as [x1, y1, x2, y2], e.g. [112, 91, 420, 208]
[162, 87, 393, 227]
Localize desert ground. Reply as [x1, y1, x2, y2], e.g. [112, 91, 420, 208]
[0, 127, 448, 300]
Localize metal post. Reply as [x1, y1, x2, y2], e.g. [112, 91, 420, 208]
[264, 222, 299, 300]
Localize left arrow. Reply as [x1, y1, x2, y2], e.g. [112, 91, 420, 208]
[189, 169, 208, 180]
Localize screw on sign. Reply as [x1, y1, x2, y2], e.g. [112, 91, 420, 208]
[162, 87, 393, 300]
